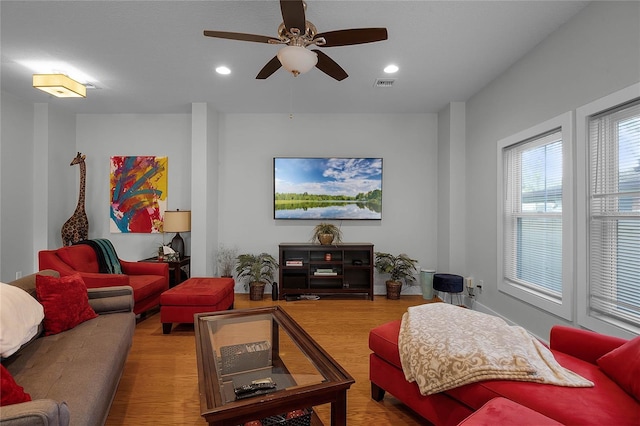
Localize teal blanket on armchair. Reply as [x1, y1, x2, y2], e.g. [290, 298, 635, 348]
[76, 239, 123, 274]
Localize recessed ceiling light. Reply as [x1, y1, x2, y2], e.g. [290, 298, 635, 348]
[216, 66, 231, 75]
[384, 64, 399, 74]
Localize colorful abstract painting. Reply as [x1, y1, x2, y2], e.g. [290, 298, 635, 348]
[110, 156, 167, 233]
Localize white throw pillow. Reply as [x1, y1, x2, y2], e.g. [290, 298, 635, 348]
[0, 282, 44, 358]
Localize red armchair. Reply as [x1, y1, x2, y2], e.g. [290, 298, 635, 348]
[38, 244, 169, 315]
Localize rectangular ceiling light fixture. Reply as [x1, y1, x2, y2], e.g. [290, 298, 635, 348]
[33, 74, 86, 98]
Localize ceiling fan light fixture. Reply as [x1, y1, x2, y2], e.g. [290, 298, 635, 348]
[33, 74, 86, 98]
[277, 46, 317, 76]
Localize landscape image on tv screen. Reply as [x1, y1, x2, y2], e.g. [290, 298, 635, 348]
[274, 157, 382, 220]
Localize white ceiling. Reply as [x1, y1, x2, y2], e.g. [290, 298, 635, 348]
[1, 1, 589, 115]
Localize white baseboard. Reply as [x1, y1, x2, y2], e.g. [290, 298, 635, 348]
[464, 299, 547, 344]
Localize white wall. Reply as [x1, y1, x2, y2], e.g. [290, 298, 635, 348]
[190, 103, 219, 277]
[75, 114, 192, 261]
[41, 105, 76, 250]
[3, 105, 437, 291]
[218, 113, 438, 294]
[437, 102, 466, 275]
[1, 95, 76, 281]
[67, 112, 438, 296]
[1, 92, 35, 282]
[464, 1, 640, 338]
[437, 105, 451, 271]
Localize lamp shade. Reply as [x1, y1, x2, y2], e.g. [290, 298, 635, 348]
[33, 74, 86, 98]
[163, 210, 191, 233]
[277, 46, 318, 76]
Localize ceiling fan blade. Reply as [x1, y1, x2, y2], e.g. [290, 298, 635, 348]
[280, 0, 306, 33]
[256, 56, 282, 79]
[203, 30, 278, 44]
[312, 50, 348, 81]
[315, 28, 388, 47]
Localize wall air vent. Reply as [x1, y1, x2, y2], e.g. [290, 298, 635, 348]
[374, 78, 396, 88]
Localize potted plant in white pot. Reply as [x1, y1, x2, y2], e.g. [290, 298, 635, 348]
[374, 252, 418, 299]
[235, 252, 278, 301]
[311, 222, 343, 245]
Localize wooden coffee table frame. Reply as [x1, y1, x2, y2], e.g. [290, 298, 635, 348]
[195, 306, 354, 426]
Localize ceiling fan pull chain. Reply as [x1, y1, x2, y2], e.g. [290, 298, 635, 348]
[289, 78, 294, 119]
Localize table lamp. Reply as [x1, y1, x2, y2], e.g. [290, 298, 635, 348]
[163, 210, 191, 259]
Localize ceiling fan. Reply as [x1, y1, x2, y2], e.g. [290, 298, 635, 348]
[203, 0, 388, 81]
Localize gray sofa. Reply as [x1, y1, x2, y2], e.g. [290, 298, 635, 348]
[1, 270, 135, 426]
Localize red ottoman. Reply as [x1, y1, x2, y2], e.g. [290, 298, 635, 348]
[457, 398, 563, 426]
[160, 277, 235, 334]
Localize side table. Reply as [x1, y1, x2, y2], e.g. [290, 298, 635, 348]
[139, 256, 190, 287]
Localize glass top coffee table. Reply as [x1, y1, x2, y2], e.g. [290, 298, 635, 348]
[195, 306, 355, 426]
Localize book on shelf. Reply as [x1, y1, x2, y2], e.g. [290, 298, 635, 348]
[285, 259, 304, 266]
[314, 271, 338, 276]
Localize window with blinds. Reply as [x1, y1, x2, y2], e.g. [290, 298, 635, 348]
[504, 131, 563, 296]
[497, 112, 573, 320]
[587, 99, 640, 329]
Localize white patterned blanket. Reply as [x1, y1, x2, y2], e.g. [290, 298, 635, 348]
[399, 303, 593, 395]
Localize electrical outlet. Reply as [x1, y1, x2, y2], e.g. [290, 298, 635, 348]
[15, 271, 22, 279]
[477, 280, 483, 293]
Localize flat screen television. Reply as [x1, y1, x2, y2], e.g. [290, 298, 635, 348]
[274, 157, 382, 220]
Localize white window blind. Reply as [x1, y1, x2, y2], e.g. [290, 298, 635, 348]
[503, 130, 563, 299]
[588, 99, 640, 328]
[498, 112, 572, 320]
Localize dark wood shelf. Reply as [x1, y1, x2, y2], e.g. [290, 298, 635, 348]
[278, 243, 374, 300]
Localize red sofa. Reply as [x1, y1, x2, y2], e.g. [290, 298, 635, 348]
[39, 244, 169, 315]
[369, 321, 639, 426]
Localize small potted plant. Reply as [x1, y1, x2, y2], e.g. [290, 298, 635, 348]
[216, 245, 238, 277]
[311, 222, 343, 245]
[374, 252, 418, 299]
[235, 252, 278, 301]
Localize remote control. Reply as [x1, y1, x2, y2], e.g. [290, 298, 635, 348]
[234, 382, 277, 397]
[235, 388, 275, 400]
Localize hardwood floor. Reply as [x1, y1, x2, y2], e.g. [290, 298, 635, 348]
[106, 294, 435, 426]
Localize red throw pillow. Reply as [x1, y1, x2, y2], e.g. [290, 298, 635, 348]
[35, 273, 98, 336]
[597, 336, 640, 401]
[0, 364, 31, 406]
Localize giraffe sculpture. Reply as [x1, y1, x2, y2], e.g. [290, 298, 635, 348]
[61, 152, 89, 246]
